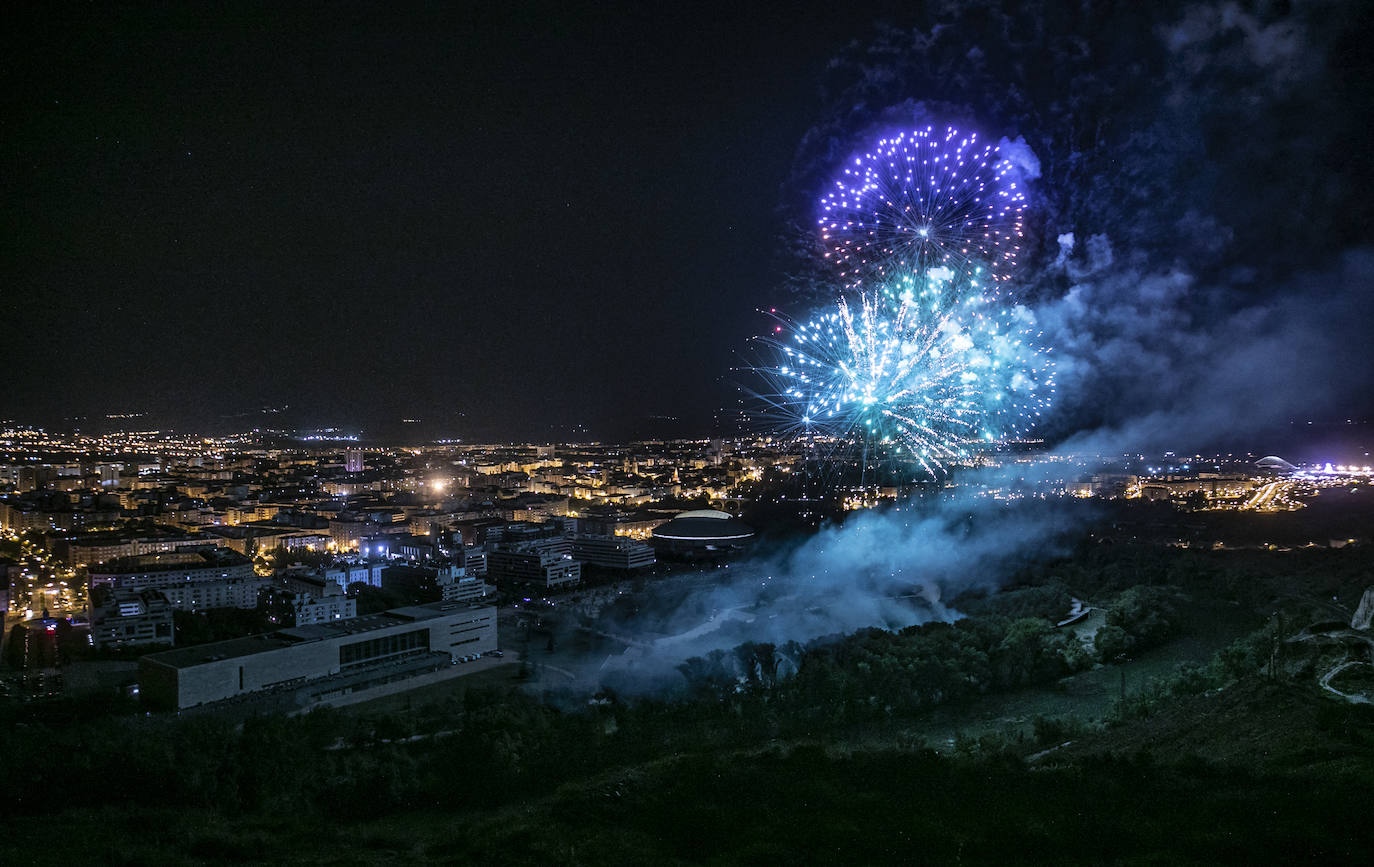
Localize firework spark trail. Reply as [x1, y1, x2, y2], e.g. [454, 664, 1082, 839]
[745, 123, 1050, 479]
[752, 275, 1053, 478]
[818, 125, 1026, 290]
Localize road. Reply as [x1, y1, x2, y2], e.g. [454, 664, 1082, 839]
[1242, 480, 1294, 511]
[1319, 660, 1373, 705]
[1292, 625, 1374, 705]
[2, 530, 85, 619]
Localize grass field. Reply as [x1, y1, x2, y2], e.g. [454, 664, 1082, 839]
[905, 599, 1260, 746]
[335, 661, 526, 716]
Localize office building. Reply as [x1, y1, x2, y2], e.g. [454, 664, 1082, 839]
[139, 601, 497, 710]
[89, 587, 175, 648]
[571, 535, 656, 570]
[487, 538, 581, 590]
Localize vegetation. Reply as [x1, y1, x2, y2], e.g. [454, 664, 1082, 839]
[352, 584, 426, 615]
[261, 547, 334, 571]
[175, 608, 276, 646]
[1, 541, 1371, 862]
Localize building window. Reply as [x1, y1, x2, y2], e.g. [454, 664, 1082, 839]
[339, 628, 430, 669]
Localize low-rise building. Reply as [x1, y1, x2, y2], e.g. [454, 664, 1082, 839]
[89, 587, 175, 648]
[259, 584, 357, 627]
[461, 546, 487, 577]
[158, 578, 270, 611]
[60, 532, 222, 567]
[88, 547, 267, 611]
[444, 576, 493, 604]
[139, 601, 497, 710]
[322, 559, 385, 589]
[650, 509, 755, 559]
[570, 535, 656, 570]
[380, 561, 486, 602]
[397, 534, 440, 561]
[487, 538, 581, 590]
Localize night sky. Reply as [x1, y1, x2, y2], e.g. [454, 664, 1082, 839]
[5, 1, 1373, 449]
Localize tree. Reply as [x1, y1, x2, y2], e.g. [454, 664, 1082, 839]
[1094, 624, 1132, 661]
[1106, 586, 1176, 649]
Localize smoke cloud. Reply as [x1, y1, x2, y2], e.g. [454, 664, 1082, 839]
[598, 2, 1374, 688]
[1035, 246, 1374, 455]
[597, 491, 1089, 687]
[784, 0, 1374, 453]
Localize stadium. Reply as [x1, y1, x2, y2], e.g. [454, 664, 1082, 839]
[650, 509, 755, 559]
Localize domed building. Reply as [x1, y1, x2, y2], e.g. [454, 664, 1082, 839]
[650, 509, 755, 559]
[1255, 455, 1298, 474]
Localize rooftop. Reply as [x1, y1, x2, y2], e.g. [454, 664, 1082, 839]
[675, 509, 735, 520]
[652, 511, 754, 542]
[92, 546, 250, 574]
[140, 600, 492, 669]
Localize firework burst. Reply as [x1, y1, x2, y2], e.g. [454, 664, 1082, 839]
[818, 125, 1026, 289]
[743, 123, 1048, 481]
[748, 270, 1053, 479]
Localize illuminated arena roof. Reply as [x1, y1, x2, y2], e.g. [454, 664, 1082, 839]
[1256, 455, 1298, 472]
[674, 509, 736, 521]
[651, 509, 755, 544]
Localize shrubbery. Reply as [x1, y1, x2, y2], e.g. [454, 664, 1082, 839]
[1, 541, 1364, 833]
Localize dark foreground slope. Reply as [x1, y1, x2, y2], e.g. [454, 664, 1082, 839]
[1053, 677, 1374, 776]
[9, 676, 1373, 866]
[22, 742, 1372, 865]
[5, 540, 1372, 864]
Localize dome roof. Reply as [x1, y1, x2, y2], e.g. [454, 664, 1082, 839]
[674, 509, 735, 520]
[652, 511, 754, 542]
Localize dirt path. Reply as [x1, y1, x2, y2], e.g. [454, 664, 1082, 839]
[1319, 659, 1373, 705]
